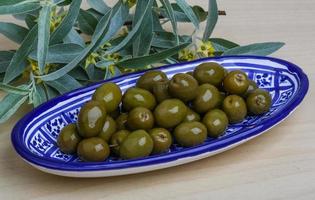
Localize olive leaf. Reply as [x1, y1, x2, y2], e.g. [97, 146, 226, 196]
[222, 42, 285, 56]
[210, 38, 239, 52]
[32, 84, 47, 107]
[203, 0, 218, 41]
[78, 9, 98, 35]
[0, 83, 30, 95]
[0, 22, 29, 44]
[175, 0, 200, 29]
[63, 28, 85, 47]
[45, 74, 81, 94]
[159, 0, 178, 44]
[87, 0, 110, 14]
[0, 0, 40, 15]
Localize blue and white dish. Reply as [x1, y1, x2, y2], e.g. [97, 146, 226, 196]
[11, 56, 309, 177]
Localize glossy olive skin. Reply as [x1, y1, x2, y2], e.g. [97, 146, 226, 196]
[223, 70, 249, 95]
[109, 130, 130, 155]
[223, 95, 247, 123]
[244, 80, 258, 97]
[186, 71, 194, 77]
[152, 80, 171, 103]
[77, 100, 107, 138]
[57, 124, 81, 154]
[92, 83, 122, 113]
[193, 62, 225, 86]
[174, 122, 207, 147]
[122, 87, 157, 111]
[168, 73, 199, 102]
[193, 84, 221, 113]
[109, 107, 121, 119]
[154, 99, 187, 128]
[77, 137, 110, 162]
[246, 89, 271, 115]
[202, 109, 228, 137]
[127, 107, 154, 130]
[136, 70, 168, 91]
[149, 128, 172, 154]
[115, 113, 128, 130]
[183, 107, 201, 122]
[98, 116, 117, 142]
[120, 130, 153, 159]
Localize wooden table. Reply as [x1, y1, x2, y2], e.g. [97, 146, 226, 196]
[0, 0, 314, 199]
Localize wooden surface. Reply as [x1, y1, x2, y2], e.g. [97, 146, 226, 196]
[0, 0, 314, 199]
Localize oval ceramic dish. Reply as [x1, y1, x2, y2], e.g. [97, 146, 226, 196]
[11, 56, 309, 177]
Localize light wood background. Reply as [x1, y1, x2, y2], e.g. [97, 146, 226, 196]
[0, 0, 314, 199]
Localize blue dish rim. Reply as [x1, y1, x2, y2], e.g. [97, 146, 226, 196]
[11, 55, 309, 172]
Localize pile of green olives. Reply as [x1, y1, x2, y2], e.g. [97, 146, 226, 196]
[57, 62, 271, 162]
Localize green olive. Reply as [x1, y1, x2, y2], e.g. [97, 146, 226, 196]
[202, 109, 228, 137]
[149, 128, 172, 154]
[168, 73, 199, 102]
[115, 113, 128, 130]
[122, 87, 157, 111]
[154, 99, 187, 128]
[174, 122, 207, 147]
[57, 123, 81, 154]
[186, 71, 194, 77]
[77, 100, 107, 138]
[109, 130, 130, 155]
[109, 107, 121, 119]
[183, 107, 201, 122]
[223, 70, 249, 95]
[152, 80, 171, 103]
[136, 70, 168, 91]
[127, 107, 154, 130]
[244, 80, 258, 97]
[98, 116, 117, 142]
[77, 137, 110, 162]
[193, 62, 225, 86]
[92, 82, 122, 113]
[223, 95, 247, 123]
[120, 130, 153, 159]
[193, 84, 221, 113]
[246, 89, 271, 115]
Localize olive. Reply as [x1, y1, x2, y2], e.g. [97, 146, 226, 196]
[186, 71, 194, 77]
[109, 107, 121, 119]
[109, 130, 130, 155]
[77, 100, 107, 138]
[244, 80, 258, 97]
[223, 95, 247, 123]
[202, 109, 228, 137]
[183, 107, 201, 122]
[98, 116, 117, 142]
[193, 84, 221, 113]
[120, 130, 153, 159]
[136, 70, 168, 91]
[57, 123, 81, 154]
[193, 62, 225, 86]
[154, 99, 187, 128]
[149, 128, 172, 154]
[77, 137, 110, 162]
[246, 89, 271, 115]
[223, 70, 249, 95]
[127, 107, 154, 130]
[152, 80, 171, 103]
[92, 82, 122, 113]
[168, 73, 199, 102]
[122, 87, 156, 111]
[115, 113, 128, 130]
[174, 122, 207, 147]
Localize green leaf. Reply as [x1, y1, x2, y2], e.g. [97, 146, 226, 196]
[222, 42, 285, 56]
[192, 5, 208, 22]
[68, 67, 89, 81]
[29, 43, 84, 63]
[116, 43, 189, 68]
[0, 22, 28, 44]
[152, 10, 164, 31]
[0, 92, 28, 123]
[160, 0, 178, 44]
[78, 9, 98, 35]
[37, 10, 112, 81]
[106, 0, 154, 54]
[37, 4, 52, 74]
[203, 0, 218, 41]
[152, 31, 191, 48]
[87, 0, 110, 14]
[50, 0, 82, 44]
[95, 60, 115, 69]
[0, 83, 30, 95]
[45, 84, 59, 99]
[25, 14, 37, 29]
[0, 0, 40, 15]
[45, 74, 81, 94]
[3, 24, 38, 84]
[209, 38, 239, 52]
[63, 28, 85, 47]
[0, 51, 14, 61]
[175, 0, 199, 29]
[0, 61, 10, 73]
[32, 84, 47, 107]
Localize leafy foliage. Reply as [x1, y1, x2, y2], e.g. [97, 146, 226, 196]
[0, 0, 284, 123]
